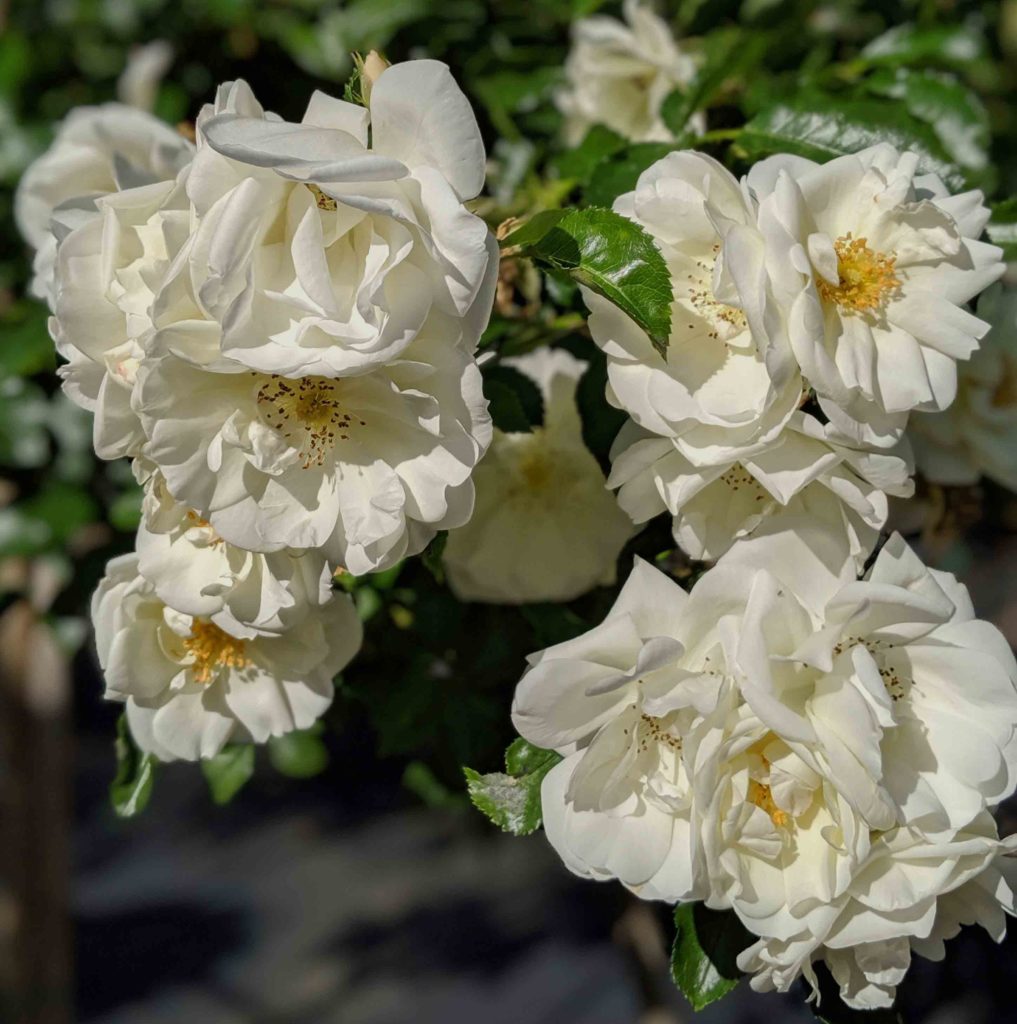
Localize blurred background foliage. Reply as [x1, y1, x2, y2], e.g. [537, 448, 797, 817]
[5, 0, 1017, 809]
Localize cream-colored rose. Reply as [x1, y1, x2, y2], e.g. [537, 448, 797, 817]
[444, 349, 634, 603]
[557, 0, 701, 144]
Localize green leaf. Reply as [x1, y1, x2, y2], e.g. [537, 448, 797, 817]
[464, 739, 561, 836]
[420, 530, 448, 584]
[576, 347, 627, 469]
[503, 208, 673, 357]
[660, 27, 769, 136]
[740, 93, 966, 191]
[483, 364, 544, 432]
[584, 142, 678, 208]
[550, 124, 627, 186]
[670, 903, 754, 1011]
[201, 745, 255, 805]
[987, 199, 1017, 261]
[860, 21, 988, 72]
[268, 726, 329, 779]
[864, 68, 991, 185]
[110, 713, 156, 819]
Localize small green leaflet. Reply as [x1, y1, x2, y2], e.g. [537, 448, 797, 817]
[201, 744, 255, 805]
[670, 903, 753, 1011]
[740, 92, 967, 191]
[464, 738, 561, 836]
[420, 530, 448, 584]
[110, 713, 156, 819]
[859, 21, 987, 72]
[268, 724, 329, 779]
[502, 208, 673, 357]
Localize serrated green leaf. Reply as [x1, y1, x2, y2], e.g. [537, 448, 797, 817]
[201, 745, 255, 805]
[464, 740, 562, 836]
[670, 903, 753, 1011]
[110, 713, 156, 819]
[483, 364, 544, 432]
[268, 726, 329, 779]
[987, 199, 1017, 261]
[504, 208, 673, 356]
[584, 142, 678, 208]
[504, 737, 559, 776]
[860, 21, 987, 71]
[740, 93, 966, 191]
[660, 27, 769, 136]
[864, 67, 990, 184]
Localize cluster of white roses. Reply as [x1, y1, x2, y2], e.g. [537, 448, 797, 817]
[518, 11, 1017, 1008]
[513, 526, 1017, 1009]
[16, 58, 502, 759]
[592, 146, 1003, 565]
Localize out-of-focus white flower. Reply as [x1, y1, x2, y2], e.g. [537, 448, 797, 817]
[136, 468, 334, 638]
[117, 41, 174, 113]
[749, 145, 1005, 446]
[557, 0, 701, 144]
[513, 529, 1017, 1008]
[911, 283, 1017, 492]
[136, 323, 491, 576]
[15, 104, 192, 302]
[443, 349, 634, 603]
[175, 63, 497, 379]
[586, 150, 801, 470]
[93, 552, 361, 761]
[609, 410, 914, 565]
[52, 173, 190, 459]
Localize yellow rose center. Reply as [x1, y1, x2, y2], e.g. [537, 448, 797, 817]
[748, 778, 790, 828]
[183, 619, 250, 685]
[518, 446, 553, 491]
[256, 374, 361, 469]
[817, 234, 900, 314]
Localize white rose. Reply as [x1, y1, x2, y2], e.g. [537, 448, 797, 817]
[174, 62, 497, 379]
[749, 145, 1005, 445]
[586, 151, 801, 470]
[512, 529, 1017, 1003]
[52, 173, 190, 459]
[92, 553, 362, 761]
[443, 349, 634, 604]
[15, 103, 192, 303]
[557, 0, 702, 145]
[739, 815, 1017, 1009]
[910, 283, 1017, 491]
[609, 409, 914, 565]
[135, 320, 491, 576]
[136, 468, 334, 638]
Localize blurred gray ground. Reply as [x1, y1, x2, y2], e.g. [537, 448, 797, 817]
[73, 534, 1017, 1024]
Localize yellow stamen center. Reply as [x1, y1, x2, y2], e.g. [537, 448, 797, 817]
[256, 374, 361, 469]
[748, 779, 790, 828]
[183, 620, 250, 685]
[817, 234, 900, 314]
[306, 183, 338, 211]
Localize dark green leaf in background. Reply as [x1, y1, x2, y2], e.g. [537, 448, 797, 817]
[584, 142, 679, 209]
[987, 199, 1017, 261]
[740, 92, 967, 191]
[201, 744, 255, 805]
[268, 724, 330, 779]
[483, 363, 545, 433]
[110, 713, 156, 819]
